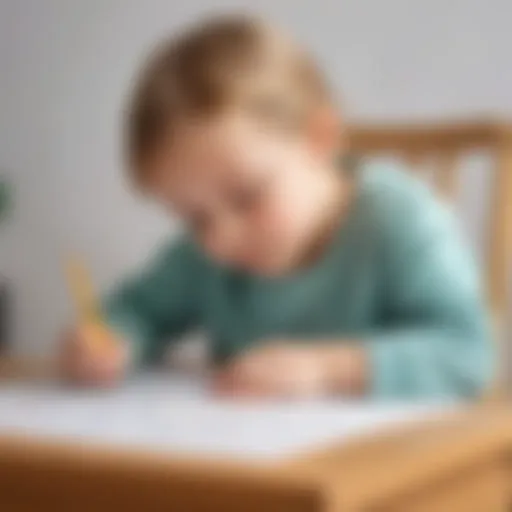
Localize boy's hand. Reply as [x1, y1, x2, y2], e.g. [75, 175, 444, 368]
[58, 323, 131, 387]
[213, 342, 366, 399]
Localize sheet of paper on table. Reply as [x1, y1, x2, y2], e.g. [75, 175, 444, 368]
[0, 372, 457, 461]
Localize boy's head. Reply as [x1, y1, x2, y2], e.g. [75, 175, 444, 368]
[126, 16, 344, 276]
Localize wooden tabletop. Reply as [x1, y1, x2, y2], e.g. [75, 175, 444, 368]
[1, 357, 511, 510]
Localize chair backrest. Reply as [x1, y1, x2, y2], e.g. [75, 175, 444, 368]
[349, 120, 512, 395]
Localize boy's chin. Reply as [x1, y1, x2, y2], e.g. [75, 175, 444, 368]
[238, 256, 294, 278]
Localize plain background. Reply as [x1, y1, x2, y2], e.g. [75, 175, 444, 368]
[0, 1, 510, 365]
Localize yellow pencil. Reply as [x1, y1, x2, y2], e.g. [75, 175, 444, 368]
[65, 255, 114, 351]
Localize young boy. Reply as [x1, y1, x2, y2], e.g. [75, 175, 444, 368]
[60, 16, 494, 399]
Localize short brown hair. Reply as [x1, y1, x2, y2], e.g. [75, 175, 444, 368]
[125, 15, 334, 184]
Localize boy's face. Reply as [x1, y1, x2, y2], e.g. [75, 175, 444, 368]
[146, 113, 334, 276]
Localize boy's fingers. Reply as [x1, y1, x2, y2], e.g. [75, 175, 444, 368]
[64, 354, 121, 387]
[59, 331, 127, 387]
[83, 359, 122, 387]
[213, 361, 278, 397]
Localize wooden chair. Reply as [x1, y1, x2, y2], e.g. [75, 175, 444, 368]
[349, 120, 512, 395]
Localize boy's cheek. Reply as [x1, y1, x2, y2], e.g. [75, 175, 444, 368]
[255, 200, 303, 247]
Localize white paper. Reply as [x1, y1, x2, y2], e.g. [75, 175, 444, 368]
[0, 372, 455, 460]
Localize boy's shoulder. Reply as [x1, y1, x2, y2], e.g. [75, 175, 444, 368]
[357, 160, 430, 209]
[354, 160, 454, 241]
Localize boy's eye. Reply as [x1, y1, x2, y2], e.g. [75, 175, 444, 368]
[187, 211, 211, 232]
[230, 181, 268, 212]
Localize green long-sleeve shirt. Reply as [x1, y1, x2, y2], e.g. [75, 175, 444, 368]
[105, 165, 494, 399]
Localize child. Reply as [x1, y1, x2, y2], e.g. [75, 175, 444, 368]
[60, 16, 493, 399]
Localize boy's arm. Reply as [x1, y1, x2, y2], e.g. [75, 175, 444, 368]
[361, 186, 495, 399]
[103, 237, 205, 366]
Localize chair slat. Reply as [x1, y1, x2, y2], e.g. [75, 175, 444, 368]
[487, 145, 512, 321]
[435, 150, 459, 199]
[403, 150, 425, 171]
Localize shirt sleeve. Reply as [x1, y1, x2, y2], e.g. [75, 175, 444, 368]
[103, 236, 206, 365]
[364, 175, 495, 399]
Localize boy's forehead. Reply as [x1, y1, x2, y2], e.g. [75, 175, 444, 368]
[174, 114, 270, 153]
[159, 116, 279, 175]
[144, 125, 261, 199]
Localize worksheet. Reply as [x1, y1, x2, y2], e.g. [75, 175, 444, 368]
[0, 372, 456, 461]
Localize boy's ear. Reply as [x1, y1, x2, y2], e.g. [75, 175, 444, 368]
[306, 106, 344, 161]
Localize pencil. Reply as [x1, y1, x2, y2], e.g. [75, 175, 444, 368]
[65, 255, 114, 351]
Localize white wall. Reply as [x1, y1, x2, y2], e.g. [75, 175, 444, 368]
[1, 0, 511, 354]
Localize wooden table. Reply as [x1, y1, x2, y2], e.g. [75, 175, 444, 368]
[0, 360, 511, 511]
